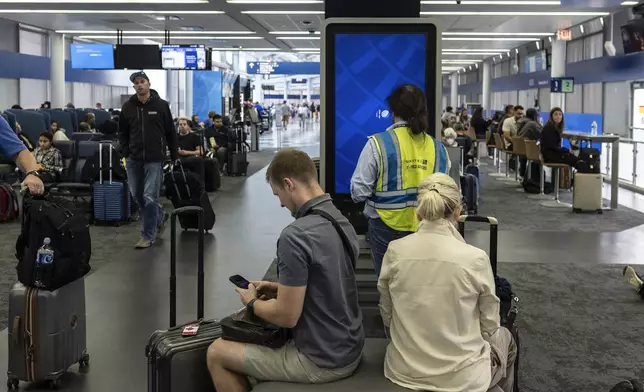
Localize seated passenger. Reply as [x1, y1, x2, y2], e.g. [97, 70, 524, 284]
[378, 173, 517, 392]
[176, 117, 205, 182]
[205, 114, 230, 169]
[51, 120, 69, 141]
[622, 266, 644, 299]
[454, 123, 473, 162]
[207, 149, 364, 392]
[442, 127, 458, 147]
[516, 108, 542, 141]
[502, 105, 523, 149]
[540, 107, 587, 170]
[79, 122, 92, 133]
[33, 132, 63, 183]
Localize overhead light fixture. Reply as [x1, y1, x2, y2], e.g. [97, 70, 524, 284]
[442, 32, 554, 36]
[422, 0, 560, 3]
[622, 1, 638, 5]
[77, 35, 262, 39]
[548, 36, 552, 43]
[600, 17, 604, 26]
[0, 9, 224, 13]
[269, 31, 320, 35]
[228, 0, 321, 2]
[493, 57, 496, 62]
[293, 48, 319, 51]
[298, 51, 320, 54]
[514, 48, 518, 54]
[536, 41, 540, 50]
[443, 48, 512, 52]
[475, 63, 479, 69]
[276, 36, 320, 40]
[580, 24, 584, 34]
[211, 47, 277, 51]
[443, 37, 541, 41]
[421, 11, 609, 16]
[242, 10, 324, 14]
[468, 66, 472, 70]
[0, 0, 206, 2]
[57, 30, 254, 34]
[442, 52, 506, 56]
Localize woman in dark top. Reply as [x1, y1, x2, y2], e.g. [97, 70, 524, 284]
[470, 107, 487, 140]
[540, 107, 584, 168]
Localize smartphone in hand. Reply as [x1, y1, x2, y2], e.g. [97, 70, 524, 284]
[229, 274, 250, 289]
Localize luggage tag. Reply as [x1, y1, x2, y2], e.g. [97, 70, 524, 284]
[182, 324, 200, 337]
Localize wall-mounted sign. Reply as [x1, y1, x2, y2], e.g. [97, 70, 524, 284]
[262, 84, 275, 91]
[291, 78, 308, 84]
[551, 77, 575, 93]
[557, 29, 572, 41]
[246, 61, 320, 75]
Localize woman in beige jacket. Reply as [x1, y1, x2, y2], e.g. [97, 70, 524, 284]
[377, 173, 517, 392]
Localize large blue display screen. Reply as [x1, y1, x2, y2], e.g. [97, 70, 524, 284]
[161, 45, 207, 70]
[70, 44, 114, 70]
[334, 33, 427, 194]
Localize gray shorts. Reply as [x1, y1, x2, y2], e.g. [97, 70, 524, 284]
[243, 340, 361, 384]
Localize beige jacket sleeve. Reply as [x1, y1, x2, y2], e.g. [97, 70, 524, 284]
[377, 249, 394, 328]
[470, 252, 501, 340]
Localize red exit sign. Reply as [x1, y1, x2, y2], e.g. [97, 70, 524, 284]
[557, 29, 572, 41]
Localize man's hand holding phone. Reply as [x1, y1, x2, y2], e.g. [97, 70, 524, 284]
[251, 281, 278, 300]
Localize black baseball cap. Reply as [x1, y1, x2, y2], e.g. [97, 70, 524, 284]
[129, 71, 149, 83]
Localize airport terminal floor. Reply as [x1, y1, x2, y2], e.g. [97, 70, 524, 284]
[1, 121, 644, 392]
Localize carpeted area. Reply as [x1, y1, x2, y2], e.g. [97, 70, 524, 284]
[0, 149, 277, 330]
[263, 258, 644, 392]
[476, 161, 644, 232]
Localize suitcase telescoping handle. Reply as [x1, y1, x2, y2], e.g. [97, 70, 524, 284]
[170, 206, 205, 328]
[98, 142, 114, 185]
[457, 215, 498, 277]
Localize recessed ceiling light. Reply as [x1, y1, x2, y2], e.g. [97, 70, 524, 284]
[515, 48, 518, 54]
[293, 48, 319, 51]
[0, 0, 206, 2]
[269, 31, 320, 35]
[155, 15, 181, 20]
[600, 17, 604, 26]
[442, 60, 480, 64]
[276, 36, 320, 40]
[57, 30, 254, 34]
[422, 0, 560, 3]
[421, 11, 609, 16]
[536, 41, 541, 50]
[443, 32, 553, 36]
[0, 9, 224, 13]
[475, 63, 479, 69]
[298, 51, 320, 54]
[579, 24, 584, 34]
[77, 35, 262, 39]
[228, 0, 322, 2]
[622, 1, 638, 5]
[548, 36, 552, 43]
[443, 37, 540, 41]
[442, 52, 505, 56]
[443, 48, 511, 52]
[241, 10, 324, 14]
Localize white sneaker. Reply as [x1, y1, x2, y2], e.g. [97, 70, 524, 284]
[623, 266, 643, 289]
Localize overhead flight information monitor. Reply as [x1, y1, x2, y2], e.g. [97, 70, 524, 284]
[322, 20, 439, 197]
[161, 44, 208, 70]
[70, 44, 115, 70]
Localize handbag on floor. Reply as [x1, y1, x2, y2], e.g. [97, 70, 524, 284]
[146, 207, 219, 392]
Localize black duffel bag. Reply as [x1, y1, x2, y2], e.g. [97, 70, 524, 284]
[15, 193, 91, 290]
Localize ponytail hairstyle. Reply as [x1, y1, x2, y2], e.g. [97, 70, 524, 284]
[416, 173, 462, 222]
[387, 84, 429, 135]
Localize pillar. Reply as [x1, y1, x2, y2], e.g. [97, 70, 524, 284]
[305, 78, 311, 103]
[550, 40, 566, 111]
[283, 76, 288, 101]
[49, 33, 65, 108]
[482, 62, 491, 117]
[185, 71, 193, 117]
[254, 75, 263, 103]
[450, 74, 458, 109]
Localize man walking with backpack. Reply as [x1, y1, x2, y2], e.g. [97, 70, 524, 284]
[119, 71, 178, 249]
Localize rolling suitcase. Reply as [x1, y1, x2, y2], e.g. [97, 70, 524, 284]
[573, 172, 603, 214]
[7, 278, 89, 390]
[203, 158, 221, 192]
[93, 143, 131, 224]
[457, 216, 520, 392]
[164, 164, 216, 232]
[146, 207, 220, 392]
[460, 174, 479, 215]
[228, 125, 248, 176]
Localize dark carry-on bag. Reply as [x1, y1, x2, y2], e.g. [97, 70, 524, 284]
[460, 174, 479, 215]
[457, 215, 520, 392]
[7, 278, 89, 390]
[15, 193, 91, 291]
[146, 207, 220, 392]
[93, 143, 131, 224]
[0, 183, 19, 223]
[164, 164, 216, 232]
[228, 125, 248, 177]
[578, 147, 601, 174]
[203, 158, 221, 192]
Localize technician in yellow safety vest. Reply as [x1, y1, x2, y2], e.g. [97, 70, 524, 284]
[350, 84, 451, 276]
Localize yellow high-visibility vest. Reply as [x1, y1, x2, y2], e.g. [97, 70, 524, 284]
[367, 124, 449, 232]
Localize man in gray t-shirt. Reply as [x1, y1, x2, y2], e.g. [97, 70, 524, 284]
[207, 149, 364, 390]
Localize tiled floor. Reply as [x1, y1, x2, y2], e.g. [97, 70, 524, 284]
[1, 126, 643, 391]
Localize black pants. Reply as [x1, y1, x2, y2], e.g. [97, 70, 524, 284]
[179, 156, 205, 184]
[547, 152, 586, 170]
[214, 146, 227, 170]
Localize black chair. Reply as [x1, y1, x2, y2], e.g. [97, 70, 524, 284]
[53, 141, 99, 195]
[52, 140, 76, 183]
[72, 132, 103, 142]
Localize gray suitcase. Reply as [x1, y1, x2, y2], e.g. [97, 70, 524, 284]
[573, 172, 604, 214]
[146, 206, 220, 392]
[7, 278, 89, 390]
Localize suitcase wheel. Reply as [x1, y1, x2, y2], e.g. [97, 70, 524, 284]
[7, 378, 18, 389]
[597, 209, 603, 215]
[79, 352, 90, 368]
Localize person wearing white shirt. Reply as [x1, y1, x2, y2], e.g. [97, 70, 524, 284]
[297, 104, 308, 129]
[50, 121, 70, 142]
[378, 172, 517, 392]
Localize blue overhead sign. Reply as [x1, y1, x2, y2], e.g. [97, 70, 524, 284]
[551, 77, 575, 93]
[246, 61, 320, 75]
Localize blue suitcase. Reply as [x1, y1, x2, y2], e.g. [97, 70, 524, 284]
[93, 143, 131, 224]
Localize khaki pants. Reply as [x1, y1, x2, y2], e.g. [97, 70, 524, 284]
[488, 327, 518, 392]
[243, 340, 360, 384]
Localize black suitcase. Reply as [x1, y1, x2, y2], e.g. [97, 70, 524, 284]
[460, 174, 479, 215]
[227, 125, 249, 177]
[164, 164, 216, 232]
[203, 158, 221, 192]
[146, 207, 220, 392]
[457, 216, 520, 392]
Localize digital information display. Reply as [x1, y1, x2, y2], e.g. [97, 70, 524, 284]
[161, 45, 207, 70]
[332, 32, 428, 195]
[70, 44, 115, 70]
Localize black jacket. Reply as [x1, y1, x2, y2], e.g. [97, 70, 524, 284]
[517, 119, 542, 141]
[540, 123, 568, 162]
[119, 89, 178, 162]
[205, 126, 231, 149]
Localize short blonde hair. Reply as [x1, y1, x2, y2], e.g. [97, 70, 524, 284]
[417, 173, 462, 221]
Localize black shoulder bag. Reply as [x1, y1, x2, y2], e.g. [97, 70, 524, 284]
[220, 209, 356, 347]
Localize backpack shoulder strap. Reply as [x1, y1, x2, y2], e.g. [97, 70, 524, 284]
[306, 209, 357, 269]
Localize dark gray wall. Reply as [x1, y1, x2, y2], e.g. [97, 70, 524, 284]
[0, 18, 18, 52]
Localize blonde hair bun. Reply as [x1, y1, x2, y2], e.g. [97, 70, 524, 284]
[417, 173, 462, 221]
